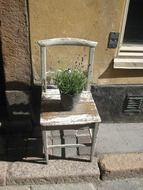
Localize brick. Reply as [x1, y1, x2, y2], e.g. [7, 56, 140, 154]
[77, 135, 91, 156]
[52, 136, 77, 157]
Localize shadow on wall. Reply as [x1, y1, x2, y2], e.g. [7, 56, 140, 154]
[0, 28, 32, 131]
[0, 28, 42, 133]
[99, 60, 143, 79]
[0, 80, 42, 133]
[0, 23, 8, 120]
[5, 82, 32, 120]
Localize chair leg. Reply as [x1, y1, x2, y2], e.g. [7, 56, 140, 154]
[90, 123, 99, 162]
[42, 130, 49, 164]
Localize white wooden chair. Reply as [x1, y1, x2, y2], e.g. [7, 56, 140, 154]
[38, 38, 101, 164]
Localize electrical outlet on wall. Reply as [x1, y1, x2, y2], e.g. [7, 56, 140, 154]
[108, 32, 119, 48]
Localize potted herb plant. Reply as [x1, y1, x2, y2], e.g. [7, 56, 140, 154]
[54, 68, 87, 110]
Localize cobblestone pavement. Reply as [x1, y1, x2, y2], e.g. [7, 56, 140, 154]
[0, 178, 143, 190]
[1, 123, 143, 161]
[0, 123, 143, 187]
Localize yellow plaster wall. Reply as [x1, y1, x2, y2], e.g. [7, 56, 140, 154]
[28, 0, 143, 85]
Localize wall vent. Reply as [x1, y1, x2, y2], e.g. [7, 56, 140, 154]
[123, 96, 143, 113]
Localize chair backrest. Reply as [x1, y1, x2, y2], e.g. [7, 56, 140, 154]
[37, 38, 98, 92]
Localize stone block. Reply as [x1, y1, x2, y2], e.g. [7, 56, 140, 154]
[77, 136, 91, 156]
[7, 158, 99, 185]
[0, 186, 30, 190]
[52, 136, 77, 158]
[31, 183, 96, 190]
[51, 130, 75, 137]
[97, 178, 143, 190]
[99, 153, 143, 180]
[5, 90, 32, 119]
[0, 162, 9, 186]
[51, 129, 92, 157]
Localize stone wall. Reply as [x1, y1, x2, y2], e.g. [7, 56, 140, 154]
[0, 0, 35, 131]
[1, 0, 31, 87]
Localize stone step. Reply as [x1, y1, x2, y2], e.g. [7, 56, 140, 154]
[0, 157, 99, 186]
[99, 153, 143, 180]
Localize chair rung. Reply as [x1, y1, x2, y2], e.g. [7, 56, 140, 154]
[47, 143, 91, 148]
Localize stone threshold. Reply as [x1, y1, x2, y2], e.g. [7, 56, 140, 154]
[0, 157, 99, 186]
[1, 153, 143, 186]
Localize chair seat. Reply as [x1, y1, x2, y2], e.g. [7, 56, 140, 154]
[40, 89, 101, 129]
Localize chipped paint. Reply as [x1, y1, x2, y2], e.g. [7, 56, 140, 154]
[42, 89, 94, 102]
[41, 113, 101, 126]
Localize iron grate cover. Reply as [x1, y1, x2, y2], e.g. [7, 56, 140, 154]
[123, 96, 143, 113]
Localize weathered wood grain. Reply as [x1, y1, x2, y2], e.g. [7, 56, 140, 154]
[42, 89, 94, 102]
[41, 89, 101, 127]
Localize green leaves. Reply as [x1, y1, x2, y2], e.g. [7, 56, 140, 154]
[54, 69, 87, 95]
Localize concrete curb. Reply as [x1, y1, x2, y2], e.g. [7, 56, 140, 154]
[98, 153, 143, 180]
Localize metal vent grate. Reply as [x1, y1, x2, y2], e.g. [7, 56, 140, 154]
[123, 96, 143, 113]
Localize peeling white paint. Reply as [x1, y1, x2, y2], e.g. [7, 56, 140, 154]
[38, 38, 97, 48]
[42, 89, 60, 100]
[41, 114, 101, 126]
[42, 89, 94, 102]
